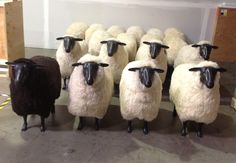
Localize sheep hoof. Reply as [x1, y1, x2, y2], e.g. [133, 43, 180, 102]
[40, 126, 46, 132]
[197, 123, 203, 138]
[181, 128, 188, 136]
[21, 125, 27, 131]
[95, 118, 100, 130]
[127, 121, 132, 133]
[197, 131, 203, 138]
[62, 86, 67, 90]
[143, 128, 149, 135]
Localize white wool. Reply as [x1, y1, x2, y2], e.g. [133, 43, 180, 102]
[126, 26, 145, 46]
[164, 27, 185, 40]
[65, 22, 89, 39]
[107, 25, 125, 37]
[99, 38, 129, 84]
[68, 54, 114, 119]
[169, 61, 221, 124]
[135, 39, 167, 83]
[174, 40, 212, 68]
[147, 28, 164, 40]
[56, 37, 88, 78]
[117, 33, 137, 61]
[85, 24, 106, 43]
[88, 30, 111, 56]
[140, 33, 163, 46]
[163, 36, 187, 65]
[120, 60, 163, 121]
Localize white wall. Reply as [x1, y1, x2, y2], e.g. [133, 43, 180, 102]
[22, 0, 235, 49]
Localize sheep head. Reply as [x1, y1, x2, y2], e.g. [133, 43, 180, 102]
[189, 66, 226, 89]
[128, 66, 164, 88]
[143, 41, 169, 59]
[101, 40, 126, 57]
[57, 36, 83, 53]
[72, 62, 109, 85]
[192, 44, 218, 60]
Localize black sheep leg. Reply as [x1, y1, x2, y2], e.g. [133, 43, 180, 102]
[197, 123, 204, 138]
[95, 118, 100, 130]
[62, 77, 67, 90]
[127, 120, 132, 133]
[173, 105, 177, 117]
[143, 120, 149, 135]
[40, 116, 46, 132]
[21, 115, 28, 131]
[78, 117, 84, 130]
[181, 121, 188, 136]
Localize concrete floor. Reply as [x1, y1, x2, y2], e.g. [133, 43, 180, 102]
[0, 48, 236, 163]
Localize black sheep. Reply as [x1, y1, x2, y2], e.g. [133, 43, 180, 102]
[6, 56, 61, 132]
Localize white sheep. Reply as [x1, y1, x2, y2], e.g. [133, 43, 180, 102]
[169, 61, 226, 137]
[88, 30, 111, 56]
[174, 40, 218, 68]
[120, 60, 164, 134]
[99, 38, 128, 84]
[107, 25, 125, 37]
[135, 39, 169, 83]
[147, 28, 164, 40]
[65, 22, 89, 39]
[68, 54, 114, 130]
[164, 27, 185, 40]
[56, 35, 88, 89]
[117, 33, 137, 61]
[126, 26, 145, 46]
[140, 33, 163, 46]
[85, 23, 106, 43]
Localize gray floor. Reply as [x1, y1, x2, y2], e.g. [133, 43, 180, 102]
[0, 48, 236, 163]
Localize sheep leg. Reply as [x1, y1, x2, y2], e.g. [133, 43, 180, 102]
[143, 120, 149, 135]
[62, 77, 67, 90]
[127, 121, 132, 133]
[78, 117, 84, 130]
[181, 121, 188, 136]
[21, 115, 28, 131]
[173, 105, 177, 117]
[51, 105, 55, 114]
[197, 123, 204, 138]
[114, 83, 119, 95]
[95, 118, 100, 130]
[40, 116, 46, 132]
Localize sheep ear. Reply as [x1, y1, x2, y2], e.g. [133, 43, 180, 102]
[99, 63, 109, 67]
[74, 38, 83, 41]
[118, 42, 126, 46]
[72, 63, 83, 67]
[161, 44, 169, 49]
[189, 67, 201, 72]
[56, 37, 64, 40]
[128, 67, 140, 71]
[211, 45, 218, 49]
[143, 41, 151, 45]
[5, 61, 15, 65]
[153, 68, 164, 73]
[100, 41, 108, 44]
[192, 44, 200, 48]
[217, 68, 226, 72]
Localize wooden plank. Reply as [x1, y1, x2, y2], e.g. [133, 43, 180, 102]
[0, 7, 7, 60]
[4, 0, 24, 62]
[212, 8, 236, 62]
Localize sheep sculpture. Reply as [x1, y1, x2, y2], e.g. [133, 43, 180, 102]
[68, 54, 114, 130]
[85, 23, 106, 43]
[169, 61, 226, 137]
[6, 56, 61, 132]
[126, 26, 145, 46]
[56, 35, 87, 89]
[135, 39, 169, 83]
[120, 60, 164, 134]
[174, 40, 218, 68]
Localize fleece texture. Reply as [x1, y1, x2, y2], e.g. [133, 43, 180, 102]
[117, 33, 137, 61]
[126, 26, 145, 46]
[65, 22, 89, 39]
[99, 38, 129, 84]
[120, 60, 163, 121]
[140, 34, 163, 46]
[135, 39, 167, 83]
[164, 28, 185, 40]
[146, 28, 164, 40]
[174, 40, 211, 68]
[107, 25, 125, 37]
[85, 24, 106, 43]
[169, 61, 221, 124]
[68, 54, 114, 119]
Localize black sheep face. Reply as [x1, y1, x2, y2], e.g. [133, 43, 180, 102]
[72, 62, 109, 85]
[192, 44, 218, 60]
[189, 66, 226, 89]
[128, 66, 164, 88]
[143, 41, 169, 59]
[56, 36, 83, 53]
[101, 40, 126, 57]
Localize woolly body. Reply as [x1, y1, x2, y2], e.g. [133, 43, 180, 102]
[117, 33, 137, 61]
[120, 60, 163, 121]
[140, 34, 163, 46]
[107, 25, 125, 37]
[126, 26, 145, 46]
[147, 28, 164, 40]
[99, 38, 129, 84]
[135, 39, 167, 83]
[85, 24, 106, 43]
[65, 22, 89, 39]
[174, 40, 211, 68]
[68, 54, 114, 119]
[164, 27, 185, 40]
[169, 61, 221, 124]
[88, 30, 111, 55]
[10, 56, 61, 117]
